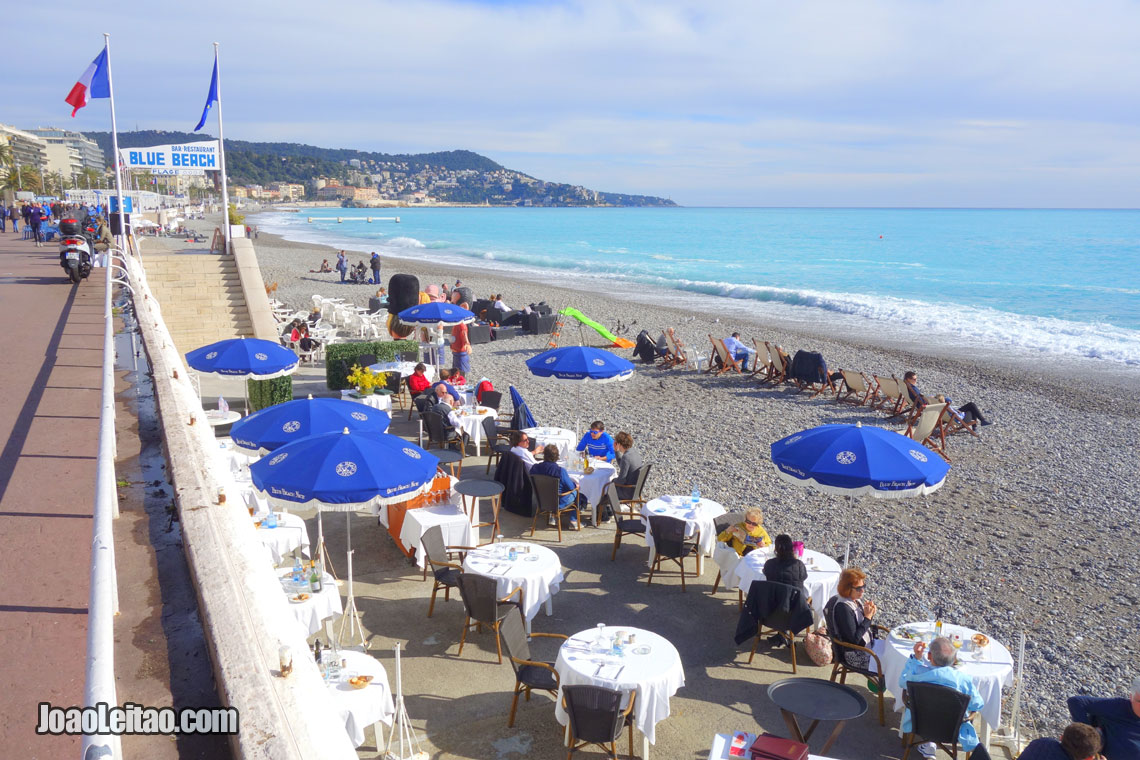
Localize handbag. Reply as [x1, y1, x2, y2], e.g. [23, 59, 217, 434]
[749, 734, 809, 760]
[804, 624, 833, 666]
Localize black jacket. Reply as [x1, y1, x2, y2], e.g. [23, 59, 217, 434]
[734, 581, 813, 646]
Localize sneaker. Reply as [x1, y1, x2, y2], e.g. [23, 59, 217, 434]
[916, 742, 936, 758]
[568, 519, 579, 529]
[767, 634, 785, 648]
[547, 515, 556, 527]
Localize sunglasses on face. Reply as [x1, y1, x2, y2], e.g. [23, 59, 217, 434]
[590, 430, 601, 437]
[744, 520, 759, 527]
[852, 584, 866, 591]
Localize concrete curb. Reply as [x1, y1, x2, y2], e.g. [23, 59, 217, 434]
[232, 238, 280, 341]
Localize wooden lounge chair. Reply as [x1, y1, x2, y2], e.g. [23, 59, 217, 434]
[939, 403, 981, 438]
[659, 328, 686, 369]
[707, 335, 743, 375]
[903, 402, 951, 461]
[750, 339, 773, 381]
[871, 374, 907, 416]
[768, 343, 790, 384]
[836, 370, 875, 406]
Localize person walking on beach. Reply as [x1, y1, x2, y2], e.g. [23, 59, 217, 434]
[450, 302, 472, 373]
[369, 251, 381, 285]
[335, 250, 348, 282]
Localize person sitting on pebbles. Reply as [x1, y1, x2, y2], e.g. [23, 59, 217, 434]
[717, 507, 771, 556]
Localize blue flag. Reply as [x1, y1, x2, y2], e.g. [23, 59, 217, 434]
[194, 52, 219, 132]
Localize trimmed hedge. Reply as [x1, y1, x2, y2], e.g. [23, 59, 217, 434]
[247, 375, 293, 412]
[325, 340, 419, 390]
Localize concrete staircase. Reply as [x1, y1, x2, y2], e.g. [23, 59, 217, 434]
[142, 252, 254, 353]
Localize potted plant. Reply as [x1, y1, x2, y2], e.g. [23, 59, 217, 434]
[346, 364, 379, 395]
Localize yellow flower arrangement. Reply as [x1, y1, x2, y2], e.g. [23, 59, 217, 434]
[346, 365, 387, 394]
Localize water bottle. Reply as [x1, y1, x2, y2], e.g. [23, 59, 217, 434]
[508, 545, 517, 562]
[265, 510, 277, 529]
[691, 484, 700, 508]
[292, 556, 303, 585]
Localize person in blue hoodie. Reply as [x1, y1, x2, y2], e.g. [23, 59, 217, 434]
[575, 420, 615, 461]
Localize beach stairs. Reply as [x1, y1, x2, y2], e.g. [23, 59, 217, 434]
[139, 249, 270, 354]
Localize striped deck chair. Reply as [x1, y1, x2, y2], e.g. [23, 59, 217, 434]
[871, 374, 907, 416]
[836, 370, 875, 406]
[903, 402, 951, 461]
[750, 338, 773, 381]
[707, 335, 743, 375]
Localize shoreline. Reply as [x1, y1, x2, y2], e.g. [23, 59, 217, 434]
[188, 216, 1139, 735]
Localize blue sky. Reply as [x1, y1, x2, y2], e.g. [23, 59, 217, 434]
[7, 0, 1140, 207]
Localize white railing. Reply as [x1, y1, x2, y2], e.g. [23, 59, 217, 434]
[82, 251, 129, 760]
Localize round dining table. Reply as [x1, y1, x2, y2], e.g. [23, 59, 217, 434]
[641, 495, 726, 574]
[879, 621, 1014, 747]
[731, 547, 841, 621]
[767, 677, 867, 756]
[522, 426, 577, 463]
[368, 360, 435, 381]
[453, 406, 497, 456]
[462, 541, 563, 629]
[567, 460, 617, 524]
[326, 649, 396, 748]
[277, 567, 341, 636]
[253, 510, 311, 566]
[339, 389, 392, 412]
[555, 625, 685, 757]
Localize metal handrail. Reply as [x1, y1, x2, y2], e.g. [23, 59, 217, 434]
[81, 249, 128, 760]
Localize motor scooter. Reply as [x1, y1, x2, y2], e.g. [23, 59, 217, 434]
[58, 218, 93, 284]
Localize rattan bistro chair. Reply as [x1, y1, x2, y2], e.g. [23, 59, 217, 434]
[420, 525, 475, 618]
[825, 604, 890, 726]
[645, 514, 700, 591]
[562, 685, 636, 760]
[529, 473, 581, 543]
[482, 415, 513, 474]
[456, 573, 524, 664]
[901, 681, 975, 760]
[609, 464, 652, 561]
[709, 510, 748, 594]
[500, 607, 567, 727]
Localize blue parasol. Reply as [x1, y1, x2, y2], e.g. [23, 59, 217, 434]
[508, 385, 537, 430]
[230, 397, 390, 454]
[185, 337, 298, 379]
[397, 302, 475, 325]
[770, 422, 949, 499]
[525, 345, 635, 383]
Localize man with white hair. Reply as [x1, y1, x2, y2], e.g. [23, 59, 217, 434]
[898, 636, 985, 757]
[1068, 676, 1140, 760]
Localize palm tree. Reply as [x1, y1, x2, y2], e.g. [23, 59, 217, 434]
[1, 165, 42, 193]
[0, 142, 13, 170]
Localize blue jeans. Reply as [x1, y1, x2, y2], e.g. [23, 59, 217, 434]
[452, 350, 470, 374]
[338, 267, 346, 282]
[732, 348, 754, 370]
[371, 270, 381, 284]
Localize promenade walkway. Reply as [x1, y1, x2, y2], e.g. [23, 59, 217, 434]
[0, 233, 104, 755]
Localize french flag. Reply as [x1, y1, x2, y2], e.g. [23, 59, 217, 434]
[65, 46, 110, 117]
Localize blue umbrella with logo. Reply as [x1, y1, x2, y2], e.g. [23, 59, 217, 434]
[397, 302, 476, 325]
[526, 346, 635, 435]
[185, 337, 299, 379]
[770, 422, 949, 498]
[230, 396, 390, 454]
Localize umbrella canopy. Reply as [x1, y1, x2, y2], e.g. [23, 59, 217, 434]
[230, 397, 390, 454]
[525, 346, 635, 383]
[508, 385, 537, 429]
[770, 423, 949, 499]
[397, 302, 476, 325]
[251, 429, 439, 512]
[185, 338, 299, 379]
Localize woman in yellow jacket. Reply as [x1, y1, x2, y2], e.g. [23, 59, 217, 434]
[717, 507, 772, 556]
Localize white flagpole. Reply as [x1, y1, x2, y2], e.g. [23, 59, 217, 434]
[104, 33, 128, 253]
[213, 42, 232, 254]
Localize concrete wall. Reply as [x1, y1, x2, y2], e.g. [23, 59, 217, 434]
[232, 238, 281, 342]
[124, 253, 356, 760]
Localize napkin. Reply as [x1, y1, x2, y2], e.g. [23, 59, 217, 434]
[596, 663, 624, 680]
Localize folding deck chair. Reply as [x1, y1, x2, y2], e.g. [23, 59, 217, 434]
[871, 374, 907, 417]
[707, 335, 743, 375]
[903, 402, 951, 461]
[836, 369, 875, 406]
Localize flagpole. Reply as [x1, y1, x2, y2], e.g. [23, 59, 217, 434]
[104, 33, 127, 253]
[213, 42, 232, 254]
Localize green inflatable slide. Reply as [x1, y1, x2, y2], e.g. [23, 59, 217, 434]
[558, 307, 635, 348]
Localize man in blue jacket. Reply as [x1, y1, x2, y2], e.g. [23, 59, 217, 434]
[1068, 677, 1140, 760]
[530, 444, 583, 529]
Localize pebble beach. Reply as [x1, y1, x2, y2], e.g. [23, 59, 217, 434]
[239, 216, 1140, 739]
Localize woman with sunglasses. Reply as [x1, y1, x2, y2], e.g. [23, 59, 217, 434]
[575, 420, 615, 462]
[824, 567, 885, 672]
[716, 507, 771, 556]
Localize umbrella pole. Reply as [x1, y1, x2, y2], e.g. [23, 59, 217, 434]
[336, 545, 365, 649]
[317, 511, 337, 581]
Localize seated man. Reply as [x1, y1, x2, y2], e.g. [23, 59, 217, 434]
[430, 370, 461, 404]
[722, 332, 755, 371]
[1068, 678, 1140, 760]
[529, 444, 582, 529]
[1018, 723, 1104, 760]
[575, 420, 615, 461]
[900, 637, 985, 757]
[717, 507, 771, 556]
[508, 430, 536, 472]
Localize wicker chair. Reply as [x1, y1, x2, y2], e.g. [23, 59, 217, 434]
[645, 514, 700, 591]
[482, 416, 513, 474]
[420, 525, 474, 618]
[529, 473, 580, 542]
[901, 681, 975, 760]
[709, 509, 748, 594]
[456, 573, 523, 664]
[741, 580, 815, 673]
[825, 603, 890, 726]
[500, 607, 566, 727]
[609, 464, 652, 561]
[562, 685, 636, 760]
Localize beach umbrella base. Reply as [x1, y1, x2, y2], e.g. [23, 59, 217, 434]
[336, 545, 365, 649]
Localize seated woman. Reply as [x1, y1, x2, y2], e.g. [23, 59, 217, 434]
[824, 567, 885, 673]
[448, 368, 467, 388]
[529, 444, 583, 529]
[575, 420, 615, 461]
[310, 259, 332, 273]
[763, 534, 808, 601]
[935, 394, 991, 426]
[407, 363, 432, 398]
[307, 307, 322, 326]
[717, 507, 771, 556]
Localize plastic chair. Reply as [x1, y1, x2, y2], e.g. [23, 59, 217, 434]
[456, 573, 523, 664]
[562, 684, 636, 760]
[901, 681, 973, 760]
[500, 607, 566, 727]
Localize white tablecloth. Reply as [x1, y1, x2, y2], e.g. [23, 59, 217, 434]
[454, 406, 496, 456]
[462, 542, 563, 622]
[278, 568, 342, 636]
[339, 389, 392, 412]
[368, 361, 435, 381]
[523, 426, 576, 463]
[730, 548, 841, 619]
[401, 504, 475, 569]
[642, 496, 725, 558]
[568, 461, 618, 522]
[254, 511, 311, 565]
[374, 476, 458, 524]
[880, 622, 1013, 730]
[206, 409, 241, 427]
[326, 649, 396, 747]
[707, 733, 836, 760]
[555, 626, 684, 745]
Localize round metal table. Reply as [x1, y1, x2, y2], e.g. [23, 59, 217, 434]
[766, 677, 867, 755]
[453, 479, 504, 543]
[432, 448, 464, 479]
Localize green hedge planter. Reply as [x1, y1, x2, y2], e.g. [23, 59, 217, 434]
[325, 340, 419, 390]
[247, 375, 293, 412]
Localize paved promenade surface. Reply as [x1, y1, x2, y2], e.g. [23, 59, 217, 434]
[0, 232, 104, 756]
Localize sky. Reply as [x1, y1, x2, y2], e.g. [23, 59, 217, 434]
[6, 0, 1140, 207]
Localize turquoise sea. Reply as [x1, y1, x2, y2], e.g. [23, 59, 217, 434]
[259, 207, 1140, 367]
